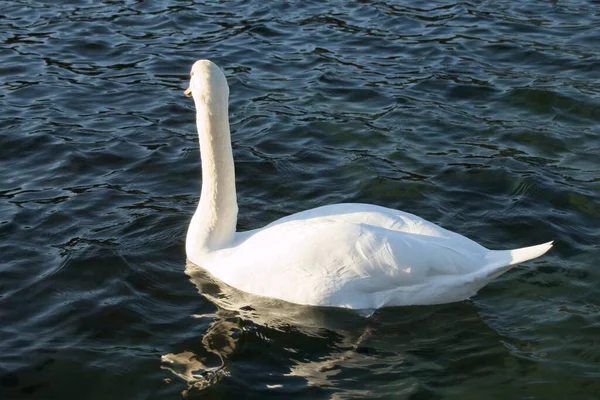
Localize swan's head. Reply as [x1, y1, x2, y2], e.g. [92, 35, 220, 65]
[184, 60, 229, 105]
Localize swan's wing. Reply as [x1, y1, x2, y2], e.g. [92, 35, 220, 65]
[263, 203, 481, 242]
[259, 203, 489, 262]
[215, 215, 489, 308]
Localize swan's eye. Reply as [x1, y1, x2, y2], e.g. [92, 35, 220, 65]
[190, 71, 194, 77]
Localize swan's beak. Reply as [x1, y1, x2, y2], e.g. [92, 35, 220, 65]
[184, 87, 192, 97]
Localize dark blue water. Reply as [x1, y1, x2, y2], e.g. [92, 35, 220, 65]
[1, 1, 599, 398]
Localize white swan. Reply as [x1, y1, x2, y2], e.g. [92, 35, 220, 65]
[183, 59, 552, 310]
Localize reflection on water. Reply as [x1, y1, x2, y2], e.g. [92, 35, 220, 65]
[163, 262, 375, 395]
[160, 262, 526, 397]
[162, 319, 234, 394]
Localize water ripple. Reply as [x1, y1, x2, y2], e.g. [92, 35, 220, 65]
[1, 0, 599, 398]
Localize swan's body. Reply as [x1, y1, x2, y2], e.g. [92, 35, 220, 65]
[184, 60, 552, 310]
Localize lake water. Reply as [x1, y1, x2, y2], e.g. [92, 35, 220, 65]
[1, 1, 599, 399]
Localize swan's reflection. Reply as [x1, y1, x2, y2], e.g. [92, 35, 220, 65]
[162, 261, 377, 395]
[161, 262, 524, 398]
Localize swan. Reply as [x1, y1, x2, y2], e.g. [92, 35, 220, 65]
[183, 59, 552, 310]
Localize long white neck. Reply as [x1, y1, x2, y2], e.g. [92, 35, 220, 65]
[186, 93, 238, 257]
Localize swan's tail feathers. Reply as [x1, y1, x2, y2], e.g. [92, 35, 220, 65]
[506, 241, 554, 266]
[483, 241, 553, 279]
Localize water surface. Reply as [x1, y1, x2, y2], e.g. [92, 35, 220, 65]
[1, 1, 599, 399]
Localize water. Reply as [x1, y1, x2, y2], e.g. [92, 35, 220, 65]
[1, 0, 599, 398]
